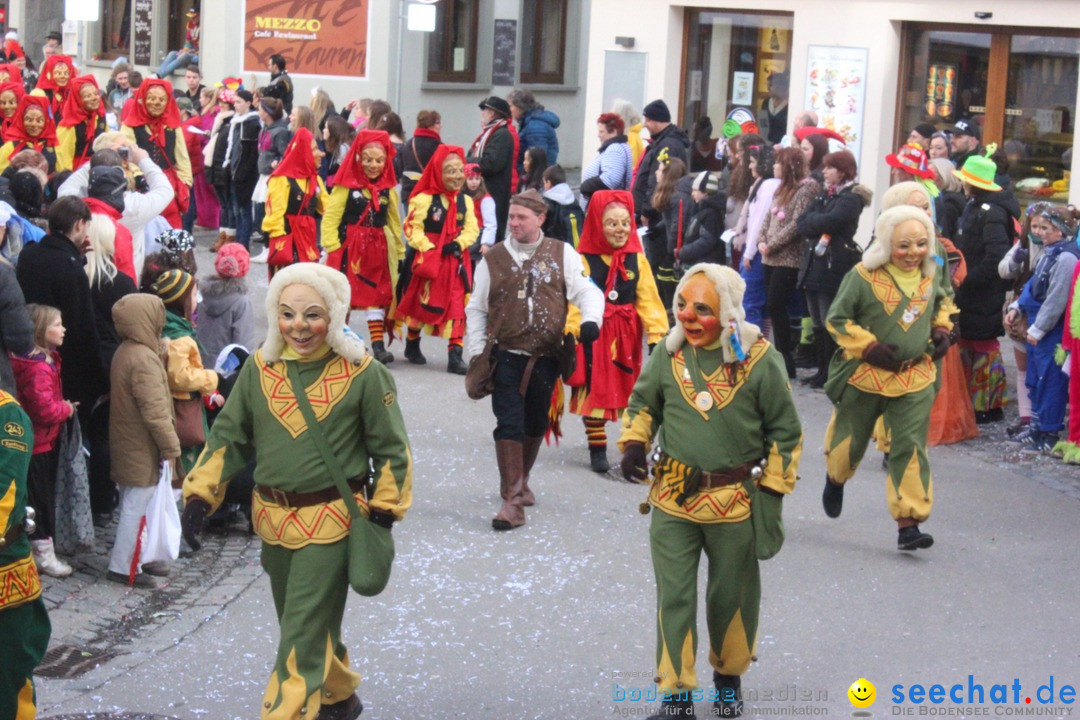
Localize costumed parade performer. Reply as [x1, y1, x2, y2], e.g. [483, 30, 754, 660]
[34, 53, 74, 120]
[396, 144, 478, 375]
[0, 79, 25, 139]
[122, 77, 192, 229]
[465, 189, 604, 530]
[0, 389, 51, 720]
[0, 95, 57, 173]
[56, 74, 107, 171]
[321, 129, 401, 364]
[1054, 254, 1080, 463]
[821, 206, 954, 550]
[263, 126, 327, 280]
[569, 189, 667, 473]
[617, 263, 801, 719]
[182, 262, 412, 720]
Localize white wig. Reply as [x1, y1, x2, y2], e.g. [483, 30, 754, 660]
[863, 206, 937, 274]
[881, 181, 930, 211]
[263, 262, 367, 364]
[665, 263, 762, 364]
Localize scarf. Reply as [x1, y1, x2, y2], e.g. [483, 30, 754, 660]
[5, 95, 57, 147]
[413, 127, 440, 141]
[223, 110, 256, 167]
[577, 189, 643, 293]
[469, 118, 509, 160]
[59, 74, 105, 131]
[122, 78, 182, 146]
[331, 129, 397, 211]
[827, 180, 854, 198]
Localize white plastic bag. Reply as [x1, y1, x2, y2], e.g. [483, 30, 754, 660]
[141, 460, 181, 564]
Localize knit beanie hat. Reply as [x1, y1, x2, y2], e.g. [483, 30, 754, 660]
[692, 171, 720, 195]
[152, 269, 195, 305]
[642, 99, 671, 123]
[912, 123, 936, 140]
[215, 242, 250, 278]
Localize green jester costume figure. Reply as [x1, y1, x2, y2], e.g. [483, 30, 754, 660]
[618, 264, 802, 719]
[821, 205, 955, 550]
[182, 263, 412, 720]
[0, 389, 51, 720]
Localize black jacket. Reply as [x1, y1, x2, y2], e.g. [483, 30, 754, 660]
[400, 134, 442, 201]
[678, 191, 727, 266]
[264, 71, 294, 114]
[659, 175, 695, 259]
[207, 113, 234, 187]
[953, 189, 1020, 340]
[90, 272, 137, 374]
[935, 190, 965, 240]
[16, 234, 107, 404]
[0, 259, 34, 395]
[632, 124, 690, 227]
[796, 183, 873, 293]
[467, 124, 515, 242]
[229, 113, 262, 193]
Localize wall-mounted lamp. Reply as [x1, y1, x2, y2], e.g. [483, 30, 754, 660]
[615, 36, 635, 48]
[974, 11, 993, 19]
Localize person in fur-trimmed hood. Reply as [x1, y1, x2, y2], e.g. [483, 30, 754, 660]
[821, 205, 954, 552]
[196, 242, 254, 365]
[181, 262, 412, 720]
[617, 263, 802, 719]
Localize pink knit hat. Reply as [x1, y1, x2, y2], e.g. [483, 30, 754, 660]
[214, 243, 250, 278]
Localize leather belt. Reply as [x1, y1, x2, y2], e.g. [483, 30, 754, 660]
[0, 519, 25, 548]
[696, 460, 760, 489]
[256, 476, 368, 508]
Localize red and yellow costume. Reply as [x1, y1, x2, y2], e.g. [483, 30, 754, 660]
[569, 190, 667, 457]
[263, 127, 327, 279]
[0, 77, 24, 142]
[122, 78, 192, 228]
[322, 130, 402, 314]
[34, 54, 74, 121]
[395, 145, 478, 341]
[56, 74, 107, 172]
[0, 95, 57, 174]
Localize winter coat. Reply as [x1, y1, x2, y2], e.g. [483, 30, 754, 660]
[580, 134, 633, 204]
[16, 233, 107, 406]
[678, 191, 728, 266]
[0, 259, 33, 395]
[257, 118, 291, 177]
[659, 175, 696, 258]
[954, 189, 1020, 340]
[517, 107, 560, 171]
[109, 293, 180, 487]
[163, 312, 218, 401]
[935, 190, 965, 241]
[632, 124, 690, 227]
[196, 276, 255, 365]
[467, 123, 516, 241]
[264, 71, 294, 115]
[90, 272, 137, 374]
[541, 183, 584, 247]
[400, 133, 443, 201]
[10, 351, 71, 453]
[760, 179, 821, 269]
[796, 183, 873, 293]
[205, 111, 234, 187]
[228, 112, 261, 193]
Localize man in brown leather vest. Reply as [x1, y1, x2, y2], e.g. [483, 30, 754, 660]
[465, 189, 604, 530]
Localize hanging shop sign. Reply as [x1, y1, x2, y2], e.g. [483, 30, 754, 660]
[243, 0, 369, 77]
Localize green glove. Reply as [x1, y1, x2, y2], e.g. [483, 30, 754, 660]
[752, 489, 785, 560]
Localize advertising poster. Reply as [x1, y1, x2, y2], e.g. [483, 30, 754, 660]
[243, 0, 369, 77]
[805, 45, 869, 162]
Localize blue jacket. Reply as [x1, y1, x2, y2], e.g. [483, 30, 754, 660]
[517, 108, 560, 170]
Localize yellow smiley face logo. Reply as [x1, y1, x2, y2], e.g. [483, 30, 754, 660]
[848, 678, 876, 708]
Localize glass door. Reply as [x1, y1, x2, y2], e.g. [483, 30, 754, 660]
[1003, 34, 1079, 207]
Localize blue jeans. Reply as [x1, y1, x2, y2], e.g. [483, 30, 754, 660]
[214, 184, 234, 230]
[230, 184, 253, 248]
[182, 184, 197, 233]
[157, 50, 198, 77]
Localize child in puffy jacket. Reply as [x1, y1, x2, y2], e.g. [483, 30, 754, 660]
[10, 303, 77, 578]
[196, 242, 254, 366]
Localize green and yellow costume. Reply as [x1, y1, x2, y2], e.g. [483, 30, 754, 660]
[618, 337, 802, 692]
[184, 347, 412, 720]
[824, 262, 954, 521]
[0, 390, 51, 720]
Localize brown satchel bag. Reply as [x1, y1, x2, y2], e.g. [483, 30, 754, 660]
[465, 338, 497, 400]
[173, 395, 206, 448]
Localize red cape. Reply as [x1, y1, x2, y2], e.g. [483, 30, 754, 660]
[332, 129, 397, 196]
[6, 95, 57, 146]
[271, 127, 318, 183]
[34, 55, 74, 92]
[59, 74, 105, 128]
[122, 78, 182, 146]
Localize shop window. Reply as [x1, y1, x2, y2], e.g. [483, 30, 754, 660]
[520, 0, 567, 85]
[427, 0, 479, 83]
[681, 10, 794, 145]
[100, 0, 131, 60]
[899, 24, 1079, 208]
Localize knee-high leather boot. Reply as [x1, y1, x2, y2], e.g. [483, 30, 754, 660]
[520, 435, 543, 506]
[493, 439, 526, 530]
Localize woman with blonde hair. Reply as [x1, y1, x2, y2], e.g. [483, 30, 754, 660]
[309, 87, 335, 131]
